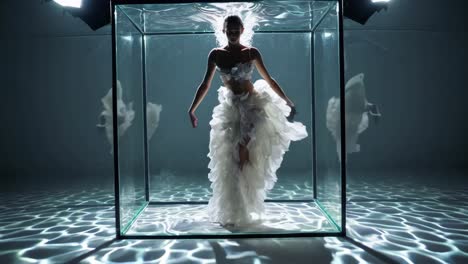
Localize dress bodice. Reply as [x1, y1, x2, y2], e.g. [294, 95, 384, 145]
[216, 61, 254, 82]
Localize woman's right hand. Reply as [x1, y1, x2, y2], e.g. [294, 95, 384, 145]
[286, 101, 297, 121]
[189, 111, 198, 128]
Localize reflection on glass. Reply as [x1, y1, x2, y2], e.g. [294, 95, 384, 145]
[96, 80, 163, 154]
[326, 73, 382, 161]
[97, 80, 135, 154]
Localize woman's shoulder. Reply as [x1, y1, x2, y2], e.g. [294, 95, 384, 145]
[208, 48, 218, 63]
[242, 46, 258, 51]
[209, 47, 225, 57]
[248, 47, 261, 59]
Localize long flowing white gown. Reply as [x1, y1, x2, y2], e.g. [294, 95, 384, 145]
[206, 79, 308, 226]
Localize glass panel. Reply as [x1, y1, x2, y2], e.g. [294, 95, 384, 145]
[146, 33, 212, 203]
[252, 32, 314, 200]
[119, 0, 336, 34]
[313, 2, 342, 230]
[114, 0, 342, 237]
[115, 7, 147, 235]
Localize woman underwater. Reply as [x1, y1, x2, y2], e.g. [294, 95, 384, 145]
[188, 15, 308, 227]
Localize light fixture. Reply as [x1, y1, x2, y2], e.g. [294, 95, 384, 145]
[344, 0, 389, 25]
[47, 0, 110, 31]
[53, 0, 82, 8]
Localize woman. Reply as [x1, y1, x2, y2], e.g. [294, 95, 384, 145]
[188, 15, 308, 227]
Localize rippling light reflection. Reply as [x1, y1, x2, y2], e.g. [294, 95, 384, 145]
[1, 177, 466, 263]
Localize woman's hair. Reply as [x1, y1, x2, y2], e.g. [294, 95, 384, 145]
[223, 15, 244, 29]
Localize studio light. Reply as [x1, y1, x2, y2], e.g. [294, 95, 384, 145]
[344, 0, 390, 25]
[53, 0, 82, 8]
[47, 0, 110, 31]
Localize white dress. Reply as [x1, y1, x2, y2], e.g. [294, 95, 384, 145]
[206, 60, 308, 226]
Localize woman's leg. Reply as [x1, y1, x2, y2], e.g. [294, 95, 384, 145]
[238, 136, 251, 170]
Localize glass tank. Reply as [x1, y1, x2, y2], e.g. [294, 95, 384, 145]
[111, 0, 345, 238]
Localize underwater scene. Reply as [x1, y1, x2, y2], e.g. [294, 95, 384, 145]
[109, 0, 346, 237]
[1, 0, 467, 263]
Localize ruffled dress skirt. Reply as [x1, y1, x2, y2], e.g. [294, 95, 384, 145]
[206, 79, 308, 226]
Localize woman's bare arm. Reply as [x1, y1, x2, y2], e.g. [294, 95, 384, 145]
[188, 49, 217, 113]
[251, 47, 294, 107]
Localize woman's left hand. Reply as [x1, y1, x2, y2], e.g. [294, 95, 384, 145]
[189, 112, 198, 128]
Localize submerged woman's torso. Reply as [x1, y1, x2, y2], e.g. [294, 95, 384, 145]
[215, 47, 255, 95]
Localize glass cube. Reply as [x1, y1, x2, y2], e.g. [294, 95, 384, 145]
[111, 0, 345, 238]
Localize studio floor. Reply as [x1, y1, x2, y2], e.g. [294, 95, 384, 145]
[1, 170, 467, 264]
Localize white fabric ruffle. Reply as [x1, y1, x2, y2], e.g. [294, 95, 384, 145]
[206, 79, 308, 226]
